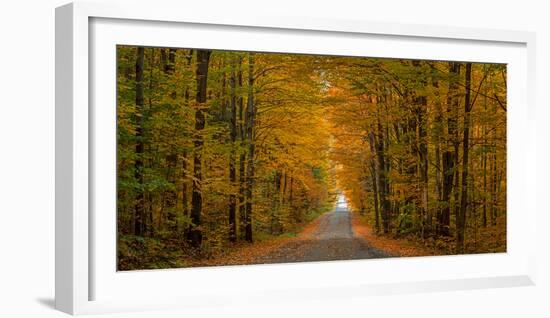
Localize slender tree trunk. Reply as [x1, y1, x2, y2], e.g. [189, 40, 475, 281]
[490, 93, 498, 227]
[370, 161, 380, 233]
[237, 58, 247, 239]
[228, 56, 238, 242]
[244, 53, 255, 243]
[181, 151, 189, 233]
[439, 62, 460, 237]
[413, 61, 429, 238]
[496, 167, 503, 220]
[282, 171, 287, 205]
[482, 92, 488, 228]
[491, 145, 498, 225]
[181, 50, 193, 236]
[457, 62, 472, 253]
[371, 120, 390, 234]
[188, 49, 211, 248]
[221, 62, 228, 120]
[272, 170, 282, 234]
[403, 92, 418, 233]
[471, 176, 478, 249]
[433, 78, 443, 238]
[435, 136, 443, 234]
[452, 63, 462, 238]
[238, 151, 246, 237]
[133, 47, 145, 236]
[162, 48, 178, 231]
[359, 198, 366, 216]
[289, 176, 296, 222]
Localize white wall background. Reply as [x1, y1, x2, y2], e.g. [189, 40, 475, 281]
[0, 0, 547, 317]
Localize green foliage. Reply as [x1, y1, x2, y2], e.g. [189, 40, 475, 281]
[118, 235, 188, 270]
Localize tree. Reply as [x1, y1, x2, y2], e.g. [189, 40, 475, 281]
[456, 62, 472, 253]
[438, 62, 460, 237]
[228, 55, 238, 242]
[133, 46, 145, 236]
[188, 49, 212, 248]
[244, 52, 255, 243]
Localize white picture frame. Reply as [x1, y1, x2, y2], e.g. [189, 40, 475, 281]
[55, 1, 537, 315]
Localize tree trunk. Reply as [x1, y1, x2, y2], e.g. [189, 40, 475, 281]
[482, 92, 488, 228]
[133, 47, 145, 237]
[244, 53, 256, 243]
[228, 56, 238, 242]
[289, 177, 296, 222]
[181, 151, 189, 234]
[457, 62, 472, 253]
[491, 146, 498, 225]
[438, 62, 460, 237]
[162, 48, 178, 232]
[371, 119, 390, 234]
[237, 58, 247, 239]
[180, 50, 193, 236]
[272, 170, 282, 234]
[282, 171, 287, 205]
[413, 61, 429, 238]
[370, 161, 380, 233]
[433, 76, 443, 237]
[188, 49, 211, 248]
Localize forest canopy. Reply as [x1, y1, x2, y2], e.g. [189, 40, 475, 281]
[116, 46, 507, 270]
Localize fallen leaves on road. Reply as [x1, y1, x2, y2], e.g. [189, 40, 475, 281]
[186, 215, 325, 267]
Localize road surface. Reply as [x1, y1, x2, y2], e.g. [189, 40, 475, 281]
[255, 198, 390, 264]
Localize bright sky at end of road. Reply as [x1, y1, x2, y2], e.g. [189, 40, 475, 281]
[337, 193, 348, 209]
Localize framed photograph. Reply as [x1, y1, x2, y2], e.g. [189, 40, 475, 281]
[56, 1, 537, 315]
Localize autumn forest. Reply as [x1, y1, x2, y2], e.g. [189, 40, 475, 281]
[117, 46, 507, 270]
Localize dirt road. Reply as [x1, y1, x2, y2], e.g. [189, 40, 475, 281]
[254, 204, 390, 264]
